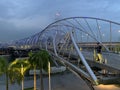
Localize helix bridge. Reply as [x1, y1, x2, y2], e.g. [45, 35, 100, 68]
[1, 17, 120, 89]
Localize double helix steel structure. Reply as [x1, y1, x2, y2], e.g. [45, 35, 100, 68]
[5, 17, 120, 88]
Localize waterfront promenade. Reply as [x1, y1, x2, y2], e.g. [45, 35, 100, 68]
[0, 73, 90, 90]
[0, 73, 120, 90]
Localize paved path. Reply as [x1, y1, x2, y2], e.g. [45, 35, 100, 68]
[0, 73, 90, 90]
[0, 73, 120, 90]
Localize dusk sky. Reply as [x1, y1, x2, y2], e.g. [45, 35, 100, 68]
[0, 0, 120, 42]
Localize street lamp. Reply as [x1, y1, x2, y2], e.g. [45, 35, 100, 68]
[48, 61, 51, 90]
[21, 64, 24, 90]
[118, 30, 120, 41]
[86, 34, 89, 42]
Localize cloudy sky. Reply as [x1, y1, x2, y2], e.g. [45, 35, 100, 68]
[0, 0, 120, 42]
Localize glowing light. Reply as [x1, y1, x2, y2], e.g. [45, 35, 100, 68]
[102, 34, 105, 36]
[94, 84, 120, 90]
[86, 34, 88, 36]
[99, 26, 101, 29]
[55, 12, 60, 16]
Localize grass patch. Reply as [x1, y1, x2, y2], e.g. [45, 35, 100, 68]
[24, 87, 33, 90]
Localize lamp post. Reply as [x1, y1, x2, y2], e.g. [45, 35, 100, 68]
[21, 64, 24, 90]
[86, 34, 89, 42]
[48, 61, 51, 90]
[118, 30, 120, 43]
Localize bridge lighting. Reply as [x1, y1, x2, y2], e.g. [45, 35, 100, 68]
[86, 34, 89, 42]
[99, 26, 101, 29]
[86, 34, 88, 36]
[81, 35, 85, 37]
[95, 84, 119, 90]
[102, 34, 105, 36]
[55, 12, 61, 20]
[55, 12, 60, 16]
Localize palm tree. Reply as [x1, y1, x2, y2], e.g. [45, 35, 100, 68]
[29, 50, 51, 90]
[37, 50, 51, 90]
[0, 57, 9, 90]
[28, 51, 38, 90]
[0, 57, 7, 75]
[8, 58, 30, 90]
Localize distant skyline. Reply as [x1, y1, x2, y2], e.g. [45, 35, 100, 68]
[0, 0, 120, 42]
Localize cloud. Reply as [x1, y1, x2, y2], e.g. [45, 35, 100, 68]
[8, 15, 50, 29]
[0, 0, 120, 42]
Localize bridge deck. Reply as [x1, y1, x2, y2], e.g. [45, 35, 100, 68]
[82, 51, 120, 73]
[59, 50, 120, 74]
